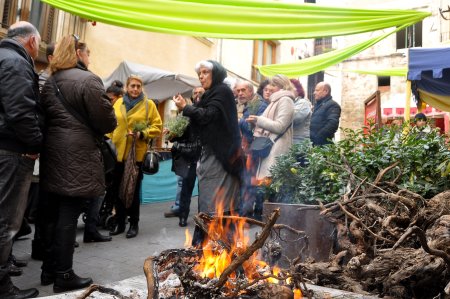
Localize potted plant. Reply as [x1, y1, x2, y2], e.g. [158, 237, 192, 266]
[264, 124, 450, 263]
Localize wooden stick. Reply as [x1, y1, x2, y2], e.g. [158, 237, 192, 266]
[76, 284, 132, 299]
[214, 208, 281, 289]
[143, 256, 157, 299]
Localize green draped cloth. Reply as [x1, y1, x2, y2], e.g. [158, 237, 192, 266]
[42, 0, 429, 39]
[41, 0, 429, 77]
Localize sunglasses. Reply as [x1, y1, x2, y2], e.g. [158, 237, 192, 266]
[72, 34, 79, 50]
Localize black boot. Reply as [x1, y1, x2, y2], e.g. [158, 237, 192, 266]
[83, 230, 112, 243]
[126, 223, 138, 238]
[53, 270, 92, 293]
[0, 286, 38, 299]
[109, 223, 125, 236]
[40, 271, 55, 286]
[179, 217, 187, 227]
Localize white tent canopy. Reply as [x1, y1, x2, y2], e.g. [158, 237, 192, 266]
[103, 61, 200, 102]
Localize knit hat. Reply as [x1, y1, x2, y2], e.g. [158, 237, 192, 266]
[414, 113, 427, 121]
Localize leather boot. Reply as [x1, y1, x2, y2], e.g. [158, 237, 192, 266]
[179, 216, 187, 227]
[109, 223, 125, 236]
[83, 230, 112, 243]
[126, 223, 138, 238]
[0, 286, 38, 299]
[40, 271, 55, 286]
[53, 270, 92, 293]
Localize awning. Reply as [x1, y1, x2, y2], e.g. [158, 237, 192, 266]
[103, 61, 200, 101]
[408, 47, 450, 112]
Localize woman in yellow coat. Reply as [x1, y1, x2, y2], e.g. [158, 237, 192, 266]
[109, 75, 162, 238]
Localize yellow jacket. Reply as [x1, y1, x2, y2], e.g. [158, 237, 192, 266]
[108, 97, 162, 162]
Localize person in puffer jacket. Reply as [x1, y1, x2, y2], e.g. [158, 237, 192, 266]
[39, 35, 116, 293]
[310, 82, 341, 146]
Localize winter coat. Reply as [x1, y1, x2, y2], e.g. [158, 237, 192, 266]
[253, 90, 295, 179]
[109, 96, 162, 162]
[310, 95, 341, 146]
[40, 64, 117, 198]
[0, 38, 42, 154]
[239, 94, 269, 145]
[292, 97, 312, 143]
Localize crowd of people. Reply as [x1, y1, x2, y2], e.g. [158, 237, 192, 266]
[1, 20, 434, 299]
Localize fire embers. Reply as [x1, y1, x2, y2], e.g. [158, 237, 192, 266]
[146, 208, 304, 298]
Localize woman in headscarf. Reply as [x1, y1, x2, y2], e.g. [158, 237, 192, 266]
[173, 60, 243, 246]
[108, 75, 162, 238]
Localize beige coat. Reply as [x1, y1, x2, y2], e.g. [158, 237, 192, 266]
[253, 90, 294, 179]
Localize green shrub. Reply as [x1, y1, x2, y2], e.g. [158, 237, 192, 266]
[268, 125, 450, 204]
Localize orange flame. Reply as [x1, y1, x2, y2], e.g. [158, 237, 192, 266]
[186, 197, 288, 290]
[294, 288, 303, 298]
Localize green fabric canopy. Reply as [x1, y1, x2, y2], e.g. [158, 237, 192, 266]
[257, 24, 412, 78]
[341, 67, 407, 77]
[42, 0, 429, 40]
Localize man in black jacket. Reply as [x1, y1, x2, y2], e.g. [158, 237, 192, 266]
[310, 82, 341, 146]
[0, 21, 42, 299]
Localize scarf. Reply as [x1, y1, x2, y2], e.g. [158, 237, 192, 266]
[123, 92, 144, 112]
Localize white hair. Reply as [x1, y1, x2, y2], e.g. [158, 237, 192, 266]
[194, 60, 213, 73]
[223, 77, 237, 89]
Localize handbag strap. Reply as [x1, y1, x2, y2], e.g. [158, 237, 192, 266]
[273, 124, 291, 143]
[50, 76, 101, 141]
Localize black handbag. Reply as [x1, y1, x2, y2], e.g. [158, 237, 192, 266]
[142, 140, 160, 175]
[250, 137, 274, 158]
[250, 125, 291, 158]
[51, 77, 116, 174]
[99, 139, 117, 174]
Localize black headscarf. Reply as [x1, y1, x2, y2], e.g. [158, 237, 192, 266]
[195, 60, 243, 178]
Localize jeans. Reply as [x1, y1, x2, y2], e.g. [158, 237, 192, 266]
[0, 150, 34, 290]
[41, 193, 84, 273]
[178, 163, 197, 220]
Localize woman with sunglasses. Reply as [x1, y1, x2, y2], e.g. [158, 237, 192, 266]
[108, 75, 162, 239]
[39, 35, 117, 293]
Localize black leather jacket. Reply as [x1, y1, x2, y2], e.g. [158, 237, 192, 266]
[0, 39, 42, 154]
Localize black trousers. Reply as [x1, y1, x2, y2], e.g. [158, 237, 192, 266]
[178, 162, 197, 220]
[110, 162, 143, 226]
[41, 193, 83, 273]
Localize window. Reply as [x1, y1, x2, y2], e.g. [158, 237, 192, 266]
[307, 71, 324, 102]
[396, 21, 422, 49]
[377, 76, 391, 93]
[314, 37, 332, 55]
[252, 40, 277, 82]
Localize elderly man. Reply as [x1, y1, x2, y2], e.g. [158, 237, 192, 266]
[0, 21, 42, 299]
[236, 80, 268, 220]
[310, 82, 341, 146]
[235, 80, 256, 120]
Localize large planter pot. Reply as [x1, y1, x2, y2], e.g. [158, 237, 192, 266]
[263, 202, 335, 265]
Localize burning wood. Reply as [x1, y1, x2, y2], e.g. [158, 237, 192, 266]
[144, 208, 308, 299]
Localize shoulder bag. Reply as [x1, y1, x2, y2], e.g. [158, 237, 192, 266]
[142, 139, 160, 175]
[50, 77, 116, 174]
[250, 125, 291, 158]
[119, 136, 139, 208]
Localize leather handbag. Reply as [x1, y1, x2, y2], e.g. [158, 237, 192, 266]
[142, 139, 160, 175]
[119, 136, 139, 208]
[250, 125, 291, 158]
[99, 139, 117, 174]
[250, 136, 274, 158]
